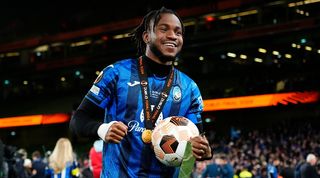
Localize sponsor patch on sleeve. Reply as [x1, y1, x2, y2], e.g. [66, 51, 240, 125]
[90, 85, 100, 95]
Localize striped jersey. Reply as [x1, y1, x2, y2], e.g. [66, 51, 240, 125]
[86, 58, 204, 178]
[46, 161, 80, 178]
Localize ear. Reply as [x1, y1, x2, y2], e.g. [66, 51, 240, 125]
[143, 31, 149, 44]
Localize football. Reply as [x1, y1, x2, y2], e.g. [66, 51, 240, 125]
[151, 116, 199, 167]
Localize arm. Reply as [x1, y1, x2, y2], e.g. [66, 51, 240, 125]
[186, 82, 212, 160]
[70, 64, 127, 142]
[70, 97, 128, 143]
[69, 97, 104, 137]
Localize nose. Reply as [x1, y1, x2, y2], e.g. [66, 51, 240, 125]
[166, 30, 178, 40]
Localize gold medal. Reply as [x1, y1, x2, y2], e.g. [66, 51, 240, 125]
[142, 129, 152, 144]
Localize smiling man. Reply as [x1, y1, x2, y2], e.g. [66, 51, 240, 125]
[70, 7, 212, 178]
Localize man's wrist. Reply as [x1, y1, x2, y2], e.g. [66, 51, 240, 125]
[97, 121, 117, 141]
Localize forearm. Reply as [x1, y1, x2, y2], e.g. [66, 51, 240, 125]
[69, 98, 104, 137]
[70, 110, 101, 137]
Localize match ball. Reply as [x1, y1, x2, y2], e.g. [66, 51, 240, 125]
[151, 116, 199, 167]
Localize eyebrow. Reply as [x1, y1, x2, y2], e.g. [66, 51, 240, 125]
[157, 23, 182, 31]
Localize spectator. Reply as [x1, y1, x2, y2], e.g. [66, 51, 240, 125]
[192, 161, 208, 178]
[202, 157, 220, 178]
[80, 155, 93, 178]
[15, 148, 29, 178]
[267, 158, 280, 178]
[216, 154, 234, 178]
[89, 139, 103, 178]
[23, 158, 32, 178]
[279, 160, 294, 178]
[202, 154, 233, 178]
[31, 150, 46, 178]
[239, 164, 253, 178]
[300, 153, 319, 178]
[46, 138, 80, 178]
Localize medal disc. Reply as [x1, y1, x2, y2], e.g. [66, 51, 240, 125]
[142, 129, 152, 143]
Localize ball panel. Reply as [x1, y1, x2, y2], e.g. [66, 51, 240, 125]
[187, 122, 200, 136]
[154, 146, 165, 160]
[170, 116, 189, 126]
[161, 122, 175, 135]
[175, 140, 188, 158]
[160, 135, 178, 154]
[151, 116, 200, 167]
[151, 129, 162, 145]
[163, 153, 183, 167]
[176, 129, 190, 141]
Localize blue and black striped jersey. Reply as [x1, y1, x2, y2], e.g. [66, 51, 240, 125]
[85, 58, 204, 178]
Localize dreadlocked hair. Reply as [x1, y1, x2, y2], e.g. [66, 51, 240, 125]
[130, 7, 185, 56]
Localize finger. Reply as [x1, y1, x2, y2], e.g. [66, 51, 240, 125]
[192, 147, 204, 159]
[113, 122, 128, 134]
[105, 123, 128, 143]
[106, 131, 125, 143]
[190, 137, 208, 150]
[192, 135, 212, 159]
[192, 146, 205, 155]
[191, 139, 210, 159]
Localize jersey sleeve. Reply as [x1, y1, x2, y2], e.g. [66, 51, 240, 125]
[185, 81, 204, 124]
[85, 64, 119, 109]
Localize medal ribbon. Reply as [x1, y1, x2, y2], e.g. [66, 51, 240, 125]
[137, 56, 174, 130]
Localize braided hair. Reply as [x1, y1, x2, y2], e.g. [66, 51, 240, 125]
[131, 7, 185, 56]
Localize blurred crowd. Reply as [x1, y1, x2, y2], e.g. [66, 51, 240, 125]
[1, 118, 320, 178]
[194, 118, 320, 178]
[0, 138, 102, 178]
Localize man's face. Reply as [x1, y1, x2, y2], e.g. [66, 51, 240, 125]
[146, 13, 183, 62]
[311, 158, 317, 166]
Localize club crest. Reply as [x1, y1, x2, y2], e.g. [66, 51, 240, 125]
[172, 86, 181, 102]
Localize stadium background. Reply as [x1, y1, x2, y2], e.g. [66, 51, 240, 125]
[0, 0, 320, 167]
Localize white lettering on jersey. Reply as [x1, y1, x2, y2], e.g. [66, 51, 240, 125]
[140, 105, 163, 126]
[127, 120, 145, 133]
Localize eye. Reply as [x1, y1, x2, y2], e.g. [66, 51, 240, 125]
[159, 27, 167, 32]
[176, 31, 182, 36]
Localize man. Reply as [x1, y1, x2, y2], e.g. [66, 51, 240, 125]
[202, 154, 234, 178]
[267, 158, 280, 178]
[89, 140, 103, 178]
[70, 7, 212, 178]
[216, 154, 234, 178]
[31, 150, 46, 178]
[201, 156, 221, 178]
[300, 153, 319, 178]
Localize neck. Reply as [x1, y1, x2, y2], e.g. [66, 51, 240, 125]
[145, 49, 173, 66]
[142, 55, 171, 77]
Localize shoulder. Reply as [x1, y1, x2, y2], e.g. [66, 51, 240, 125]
[102, 58, 135, 71]
[113, 58, 136, 70]
[175, 68, 192, 81]
[300, 162, 309, 169]
[207, 163, 218, 169]
[97, 58, 136, 81]
[175, 68, 199, 89]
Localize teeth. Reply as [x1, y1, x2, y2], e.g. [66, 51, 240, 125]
[164, 43, 176, 47]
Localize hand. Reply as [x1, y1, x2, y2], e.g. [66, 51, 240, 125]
[105, 122, 128, 143]
[189, 134, 212, 160]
